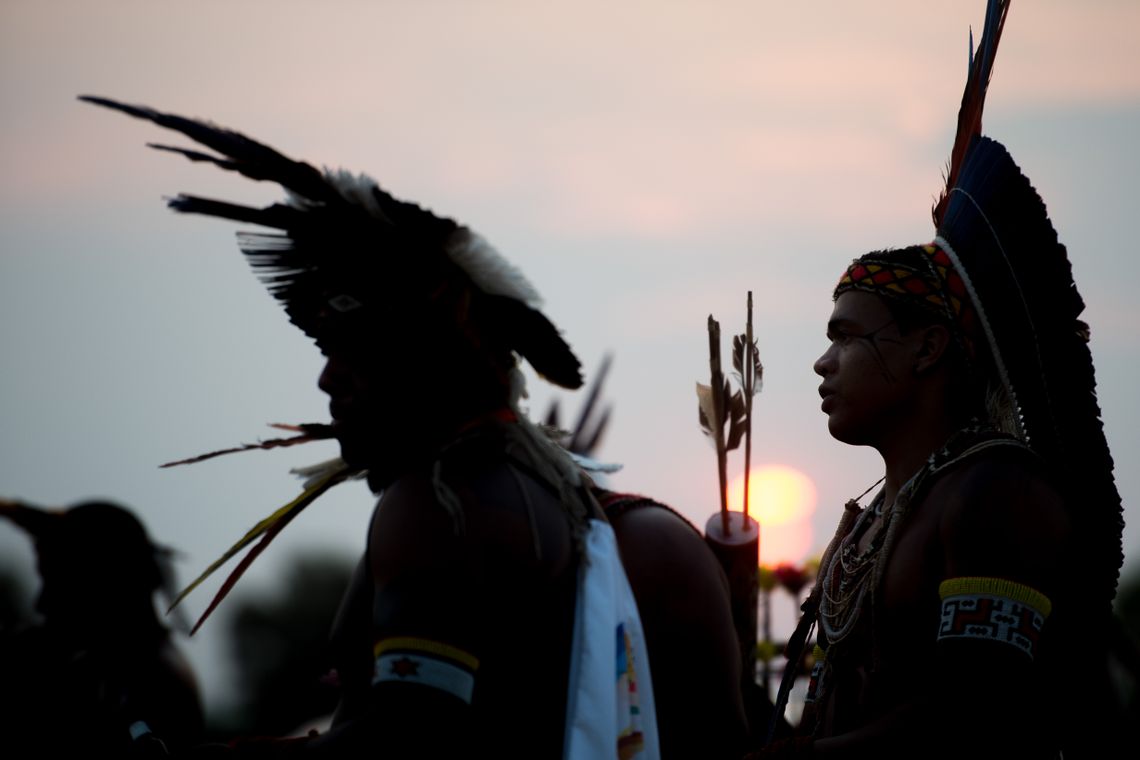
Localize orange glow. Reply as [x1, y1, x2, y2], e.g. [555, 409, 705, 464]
[728, 464, 816, 524]
[728, 464, 817, 565]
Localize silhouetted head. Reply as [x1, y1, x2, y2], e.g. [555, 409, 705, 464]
[28, 501, 165, 632]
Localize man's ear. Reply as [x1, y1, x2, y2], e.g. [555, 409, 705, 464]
[914, 323, 954, 375]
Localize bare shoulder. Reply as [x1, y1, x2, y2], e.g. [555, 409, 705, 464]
[366, 445, 580, 643]
[934, 447, 1069, 588]
[607, 497, 729, 604]
[370, 455, 575, 577]
[369, 469, 460, 563]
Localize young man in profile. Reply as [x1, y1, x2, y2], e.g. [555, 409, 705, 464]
[755, 2, 1125, 757]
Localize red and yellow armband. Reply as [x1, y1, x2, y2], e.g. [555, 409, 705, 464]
[372, 637, 480, 704]
[937, 577, 1052, 660]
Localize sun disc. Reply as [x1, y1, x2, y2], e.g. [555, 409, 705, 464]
[727, 464, 817, 526]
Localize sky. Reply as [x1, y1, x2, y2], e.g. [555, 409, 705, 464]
[3, 0, 1138, 718]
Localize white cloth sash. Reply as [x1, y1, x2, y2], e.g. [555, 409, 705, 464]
[563, 519, 660, 760]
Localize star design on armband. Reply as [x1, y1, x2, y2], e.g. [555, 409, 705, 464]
[389, 656, 421, 678]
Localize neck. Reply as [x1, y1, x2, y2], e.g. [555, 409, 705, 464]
[875, 412, 962, 507]
[364, 404, 516, 492]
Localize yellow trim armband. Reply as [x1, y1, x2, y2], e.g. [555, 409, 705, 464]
[937, 576, 1052, 659]
[372, 637, 480, 703]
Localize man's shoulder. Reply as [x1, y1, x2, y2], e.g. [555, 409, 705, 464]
[933, 442, 1062, 514]
[927, 441, 1069, 583]
[600, 492, 709, 563]
[371, 438, 578, 576]
[599, 490, 730, 602]
[919, 427, 1057, 515]
[598, 491, 700, 536]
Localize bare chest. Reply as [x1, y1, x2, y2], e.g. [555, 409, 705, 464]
[850, 492, 947, 664]
[822, 492, 947, 657]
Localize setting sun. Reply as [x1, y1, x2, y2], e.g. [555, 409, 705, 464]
[727, 464, 817, 565]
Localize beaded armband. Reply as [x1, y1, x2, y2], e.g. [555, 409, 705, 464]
[937, 577, 1051, 659]
[372, 637, 480, 703]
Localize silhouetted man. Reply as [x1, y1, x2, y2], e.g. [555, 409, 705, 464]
[84, 95, 680, 758]
[0, 499, 204, 757]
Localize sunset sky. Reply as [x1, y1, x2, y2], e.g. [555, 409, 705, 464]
[3, 0, 1138, 716]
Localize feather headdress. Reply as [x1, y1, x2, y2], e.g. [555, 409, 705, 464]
[926, 0, 1123, 617]
[83, 95, 586, 631]
[79, 95, 583, 390]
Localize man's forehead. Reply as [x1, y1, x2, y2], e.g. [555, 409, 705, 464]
[829, 291, 892, 325]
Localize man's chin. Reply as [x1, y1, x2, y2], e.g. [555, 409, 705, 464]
[336, 439, 371, 472]
[826, 417, 865, 447]
[336, 435, 408, 484]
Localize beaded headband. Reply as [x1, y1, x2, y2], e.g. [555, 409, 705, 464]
[833, 243, 979, 354]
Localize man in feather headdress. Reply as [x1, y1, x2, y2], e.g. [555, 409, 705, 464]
[81, 96, 666, 758]
[754, 2, 1126, 758]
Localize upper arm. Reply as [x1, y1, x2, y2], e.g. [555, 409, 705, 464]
[939, 457, 1068, 593]
[366, 474, 485, 704]
[327, 464, 576, 756]
[932, 457, 1069, 720]
[830, 458, 1073, 755]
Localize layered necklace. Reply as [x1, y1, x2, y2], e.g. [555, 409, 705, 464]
[818, 472, 919, 647]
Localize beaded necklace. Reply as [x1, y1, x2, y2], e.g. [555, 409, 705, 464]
[818, 473, 920, 648]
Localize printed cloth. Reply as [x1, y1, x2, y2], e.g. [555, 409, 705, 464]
[563, 519, 660, 760]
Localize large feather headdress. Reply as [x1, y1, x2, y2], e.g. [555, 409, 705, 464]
[924, 1, 1123, 615]
[79, 95, 583, 390]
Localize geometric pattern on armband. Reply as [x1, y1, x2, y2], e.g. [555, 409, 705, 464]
[372, 637, 481, 704]
[937, 577, 1052, 660]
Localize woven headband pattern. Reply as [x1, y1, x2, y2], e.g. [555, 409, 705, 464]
[834, 244, 978, 347]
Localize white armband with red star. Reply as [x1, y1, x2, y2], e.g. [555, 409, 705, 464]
[372, 637, 480, 704]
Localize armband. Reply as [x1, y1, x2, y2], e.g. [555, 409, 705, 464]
[372, 637, 480, 703]
[937, 577, 1051, 659]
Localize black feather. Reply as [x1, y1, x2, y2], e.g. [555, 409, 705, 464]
[486, 295, 583, 390]
[79, 95, 334, 201]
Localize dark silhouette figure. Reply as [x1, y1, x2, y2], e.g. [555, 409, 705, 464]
[82, 95, 658, 758]
[0, 498, 205, 757]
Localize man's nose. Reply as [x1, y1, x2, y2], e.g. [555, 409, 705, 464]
[813, 345, 834, 378]
[318, 355, 345, 395]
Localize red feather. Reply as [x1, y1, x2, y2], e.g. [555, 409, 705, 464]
[159, 423, 334, 468]
[933, 0, 1010, 227]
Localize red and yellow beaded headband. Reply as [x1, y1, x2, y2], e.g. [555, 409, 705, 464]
[833, 243, 979, 351]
